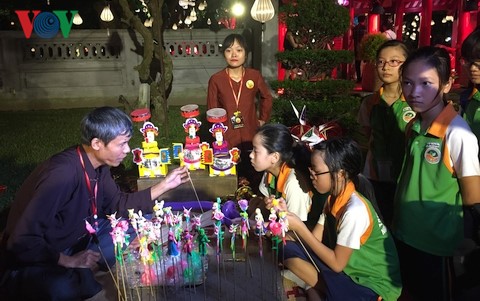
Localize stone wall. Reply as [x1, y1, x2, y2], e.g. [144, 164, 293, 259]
[0, 29, 244, 110]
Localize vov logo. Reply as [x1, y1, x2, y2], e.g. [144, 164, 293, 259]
[15, 10, 77, 39]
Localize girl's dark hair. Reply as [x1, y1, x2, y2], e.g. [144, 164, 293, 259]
[256, 123, 312, 192]
[221, 34, 248, 53]
[461, 27, 480, 62]
[256, 124, 294, 163]
[401, 46, 451, 105]
[312, 137, 362, 196]
[376, 39, 409, 59]
[401, 46, 451, 88]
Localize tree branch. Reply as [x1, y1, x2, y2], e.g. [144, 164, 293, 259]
[118, 0, 153, 82]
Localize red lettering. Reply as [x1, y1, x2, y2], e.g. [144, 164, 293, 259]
[15, 10, 41, 39]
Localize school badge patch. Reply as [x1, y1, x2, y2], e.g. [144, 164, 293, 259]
[403, 107, 416, 123]
[424, 143, 441, 164]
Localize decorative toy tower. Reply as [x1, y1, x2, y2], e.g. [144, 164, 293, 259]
[180, 104, 207, 170]
[204, 108, 240, 176]
[131, 108, 171, 177]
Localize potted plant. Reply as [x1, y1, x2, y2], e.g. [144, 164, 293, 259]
[272, 0, 359, 136]
[277, 0, 352, 80]
[358, 33, 388, 92]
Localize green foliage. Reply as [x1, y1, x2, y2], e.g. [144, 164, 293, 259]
[270, 79, 355, 100]
[273, 0, 360, 139]
[0, 109, 86, 211]
[270, 95, 362, 136]
[276, 49, 354, 79]
[358, 33, 388, 62]
[281, 0, 350, 49]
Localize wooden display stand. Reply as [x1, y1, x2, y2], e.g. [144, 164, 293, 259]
[137, 168, 238, 201]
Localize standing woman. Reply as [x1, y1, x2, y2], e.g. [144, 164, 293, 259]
[394, 46, 480, 300]
[207, 33, 273, 188]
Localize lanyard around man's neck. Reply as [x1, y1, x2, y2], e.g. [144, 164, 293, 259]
[76, 146, 98, 230]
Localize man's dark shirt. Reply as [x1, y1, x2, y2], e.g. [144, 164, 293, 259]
[1, 145, 152, 269]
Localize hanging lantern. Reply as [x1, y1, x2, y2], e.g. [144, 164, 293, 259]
[73, 12, 83, 25]
[190, 8, 197, 22]
[172, 23, 178, 30]
[198, 1, 207, 11]
[250, 0, 275, 23]
[100, 4, 114, 22]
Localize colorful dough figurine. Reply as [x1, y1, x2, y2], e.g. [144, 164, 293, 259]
[132, 121, 170, 177]
[204, 108, 240, 176]
[180, 104, 208, 170]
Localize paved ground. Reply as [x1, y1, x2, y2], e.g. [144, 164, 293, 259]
[86, 224, 480, 301]
[88, 231, 290, 301]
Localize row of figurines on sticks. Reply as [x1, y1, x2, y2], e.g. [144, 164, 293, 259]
[107, 198, 288, 289]
[130, 105, 240, 178]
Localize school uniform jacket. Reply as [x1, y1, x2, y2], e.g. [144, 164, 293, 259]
[393, 103, 480, 256]
[258, 163, 312, 221]
[321, 181, 402, 300]
[358, 87, 415, 182]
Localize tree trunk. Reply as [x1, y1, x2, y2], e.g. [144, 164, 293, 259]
[148, 0, 171, 136]
[138, 83, 150, 108]
[117, 0, 172, 136]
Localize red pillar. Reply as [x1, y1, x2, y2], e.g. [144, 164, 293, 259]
[343, 5, 355, 52]
[458, 10, 477, 44]
[368, 14, 380, 33]
[395, 0, 405, 40]
[456, 0, 478, 85]
[457, 12, 471, 84]
[342, 5, 355, 80]
[458, 12, 473, 45]
[419, 0, 433, 46]
[278, 20, 287, 81]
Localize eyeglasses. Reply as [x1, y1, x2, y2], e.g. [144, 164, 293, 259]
[375, 59, 404, 68]
[460, 59, 480, 70]
[309, 168, 330, 176]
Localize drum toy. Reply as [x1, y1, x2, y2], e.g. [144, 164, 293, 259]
[181, 104, 200, 118]
[206, 108, 227, 123]
[131, 108, 151, 122]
